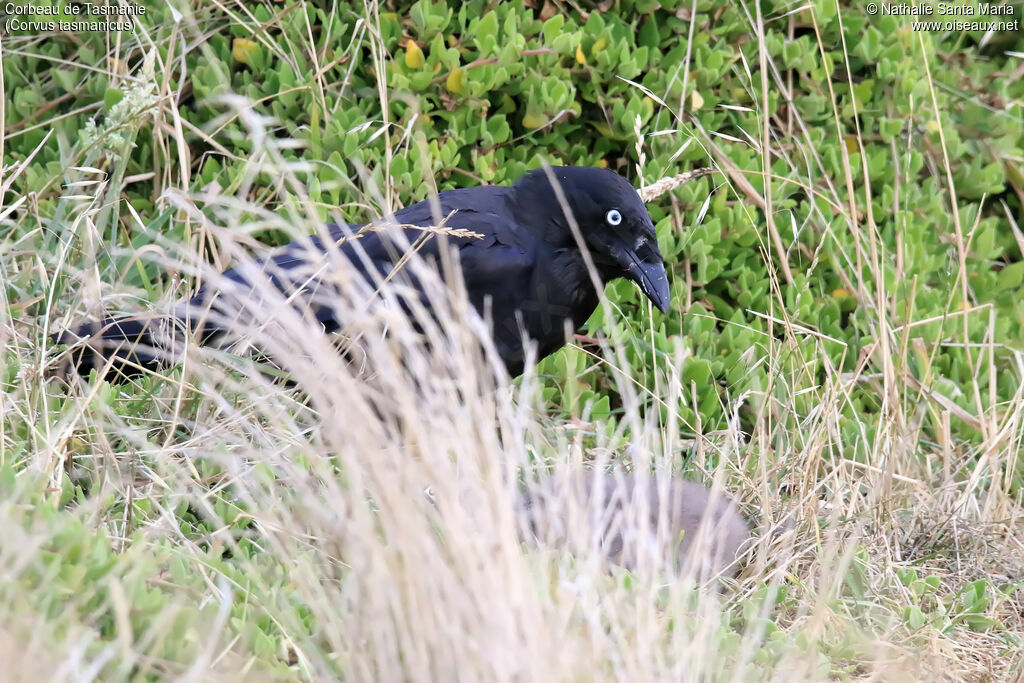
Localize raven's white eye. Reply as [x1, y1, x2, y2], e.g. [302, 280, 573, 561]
[605, 209, 622, 226]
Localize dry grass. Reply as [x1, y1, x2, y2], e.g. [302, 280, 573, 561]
[1, 1, 1023, 681]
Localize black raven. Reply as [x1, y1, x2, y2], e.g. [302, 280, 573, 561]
[54, 166, 670, 380]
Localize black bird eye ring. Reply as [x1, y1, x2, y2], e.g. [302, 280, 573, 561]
[606, 209, 622, 226]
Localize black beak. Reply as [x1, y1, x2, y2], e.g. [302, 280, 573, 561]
[616, 238, 670, 314]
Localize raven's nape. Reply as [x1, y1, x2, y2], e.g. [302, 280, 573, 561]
[52, 315, 187, 383]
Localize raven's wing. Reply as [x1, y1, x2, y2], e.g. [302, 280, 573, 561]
[186, 186, 538, 347]
[380, 187, 542, 370]
[217, 186, 532, 283]
[384, 187, 540, 323]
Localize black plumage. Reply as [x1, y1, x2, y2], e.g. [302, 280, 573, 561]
[54, 166, 670, 381]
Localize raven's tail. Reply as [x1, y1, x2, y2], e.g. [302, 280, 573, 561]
[53, 314, 191, 382]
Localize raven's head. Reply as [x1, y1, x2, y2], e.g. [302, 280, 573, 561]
[517, 166, 671, 313]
